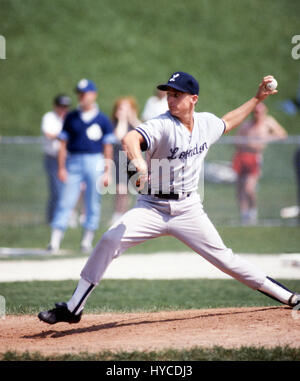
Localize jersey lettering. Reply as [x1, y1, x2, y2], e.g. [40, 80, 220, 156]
[167, 142, 208, 161]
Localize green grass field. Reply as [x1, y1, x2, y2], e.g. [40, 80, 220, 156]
[0, 0, 299, 252]
[0, 225, 300, 259]
[2, 346, 300, 361]
[0, 0, 299, 136]
[1, 279, 300, 315]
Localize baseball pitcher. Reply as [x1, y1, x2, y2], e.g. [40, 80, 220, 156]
[38, 72, 300, 324]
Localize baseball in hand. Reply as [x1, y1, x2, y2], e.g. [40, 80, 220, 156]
[266, 78, 278, 91]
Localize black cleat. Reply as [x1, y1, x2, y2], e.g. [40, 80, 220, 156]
[38, 302, 82, 324]
[288, 293, 300, 308]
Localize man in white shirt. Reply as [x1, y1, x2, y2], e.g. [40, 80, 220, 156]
[38, 71, 300, 325]
[141, 89, 168, 121]
[41, 94, 71, 224]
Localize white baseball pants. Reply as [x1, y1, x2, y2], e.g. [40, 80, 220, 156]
[80, 192, 267, 289]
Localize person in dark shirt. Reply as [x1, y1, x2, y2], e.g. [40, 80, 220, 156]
[47, 79, 115, 253]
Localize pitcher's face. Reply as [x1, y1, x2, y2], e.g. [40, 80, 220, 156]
[167, 89, 198, 118]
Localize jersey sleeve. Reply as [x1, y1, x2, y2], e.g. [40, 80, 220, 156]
[202, 112, 226, 145]
[135, 117, 165, 151]
[41, 112, 60, 135]
[58, 113, 72, 141]
[41, 113, 51, 134]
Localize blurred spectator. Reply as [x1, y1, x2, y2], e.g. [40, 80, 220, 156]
[277, 75, 300, 115]
[279, 146, 300, 220]
[110, 96, 142, 225]
[141, 89, 168, 121]
[295, 147, 300, 217]
[232, 103, 287, 225]
[280, 146, 300, 220]
[68, 182, 87, 228]
[41, 94, 71, 224]
[47, 79, 115, 253]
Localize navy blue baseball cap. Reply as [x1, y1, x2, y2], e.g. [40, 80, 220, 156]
[157, 71, 199, 95]
[54, 94, 72, 107]
[75, 78, 98, 93]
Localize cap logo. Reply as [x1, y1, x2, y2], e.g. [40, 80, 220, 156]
[169, 73, 180, 82]
[78, 78, 88, 89]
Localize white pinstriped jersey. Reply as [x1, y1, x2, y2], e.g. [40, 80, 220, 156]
[135, 110, 225, 194]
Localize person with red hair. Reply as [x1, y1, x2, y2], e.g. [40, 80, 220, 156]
[110, 96, 142, 225]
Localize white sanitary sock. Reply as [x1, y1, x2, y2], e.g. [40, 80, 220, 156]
[67, 278, 95, 315]
[258, 277, 293, 304]
[81, 230, 95, 248]
[50, 229, 64, 250]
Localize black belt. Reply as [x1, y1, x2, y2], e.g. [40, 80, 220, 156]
[148, 190, 192, 200]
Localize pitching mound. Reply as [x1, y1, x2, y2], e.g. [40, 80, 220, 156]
[1, 306, 300, 355]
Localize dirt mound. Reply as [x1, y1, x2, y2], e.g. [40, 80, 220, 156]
[1, 306, 300, 355]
